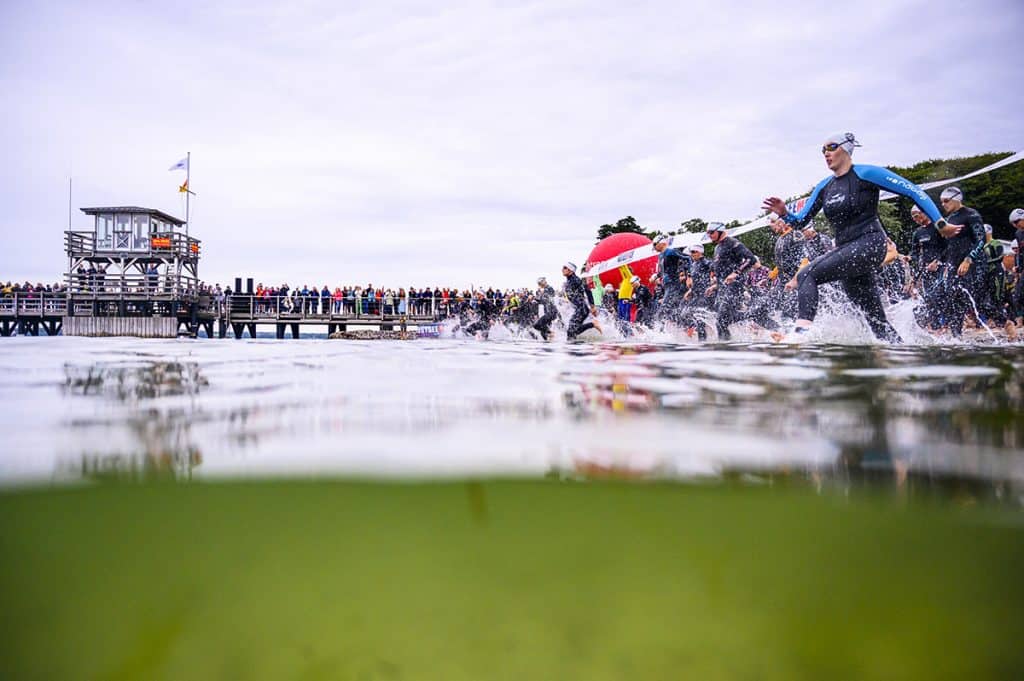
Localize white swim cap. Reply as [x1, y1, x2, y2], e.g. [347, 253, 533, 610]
[984, 223, 993, 234]
[564, 262, 577, 273]
[654, 234, 672, 246]
[940, 186, 963, 202]
[1010, 208, 1024, 224]
[824, 132, 861, 155]
[706, 222, 726, 234]
[629, 275, 640, 284]
[910, 205, 923, 215]
[604, 283, 613, 291]
[688, 243, 704, 253]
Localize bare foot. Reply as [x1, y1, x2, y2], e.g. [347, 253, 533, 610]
[1006, 321, 1018, 341]
[592, 319, 603, 334]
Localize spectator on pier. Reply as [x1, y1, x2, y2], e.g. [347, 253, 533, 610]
[397, 288, 408, 315]
[146, 264, 159, 294]
[320, 285, 330, 315]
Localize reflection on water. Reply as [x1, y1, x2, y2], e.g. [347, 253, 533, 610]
[64, 361, 208, 401]
[0, 337, 1022, 503]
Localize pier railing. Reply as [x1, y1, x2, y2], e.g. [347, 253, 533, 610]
[224, 295, 454, 322]
[65, 230, 200, 259]
[62, 272, 202, 300]
[0, 293, 69, 317]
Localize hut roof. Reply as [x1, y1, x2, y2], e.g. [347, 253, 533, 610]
[80, 206, 185, 226]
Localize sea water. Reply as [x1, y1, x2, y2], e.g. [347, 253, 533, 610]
[1, 334, 1022, 502]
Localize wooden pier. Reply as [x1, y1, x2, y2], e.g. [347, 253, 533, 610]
[0, 292, 444, 339]
[2, 204, 447, 339]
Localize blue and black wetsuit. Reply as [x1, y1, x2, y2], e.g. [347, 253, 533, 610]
[564, 273, 595, 339]
[782, 164, 942, 341]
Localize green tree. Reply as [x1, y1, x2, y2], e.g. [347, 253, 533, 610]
[679, 218, 707, 234]
[596, 216, 652, 242]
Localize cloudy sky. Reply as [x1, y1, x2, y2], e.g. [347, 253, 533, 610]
[2, 0, 1022, 288]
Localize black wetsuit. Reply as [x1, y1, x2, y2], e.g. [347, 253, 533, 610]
[686, 258, 713, 341]
[532, 285, 558, 339]
[910, 222, 945, 327]
[711, 236, 756, 340]
[802, 231, 833, 261]
[656, 248, 685, 322]
[564, 273, 595, 339]
[783, 164, 943, 342]
[465, 298, 498, 336]
[1016, 228, 1024, 272]
[774, 229, 804, 280]
[773, 228, 804, 319]
[632, 284, 653, 326]
[940, 206, 986, 336]
[980, 239, 1005, 322]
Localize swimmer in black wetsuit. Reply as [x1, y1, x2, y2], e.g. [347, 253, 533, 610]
[683, 242, 713, 340]
[762, 132, 944, 342]
[653, 234, 685, 324]
[908, 205, 945, 329]
[464, 291, 499, 337]
[705, 222, 757, 340]
[562, 262, 602, 340]
[1010, 208, 1024, 326]
[630, 275, 654, 327]
[770, 216, 803, 320]
[532, 276, 559, 340]
[936, 186, 987, 336]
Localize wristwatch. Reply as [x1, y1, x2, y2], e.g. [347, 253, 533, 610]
[935, 219, 948, 229]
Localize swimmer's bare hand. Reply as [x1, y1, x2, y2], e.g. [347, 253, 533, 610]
[762, 197, 788, 217]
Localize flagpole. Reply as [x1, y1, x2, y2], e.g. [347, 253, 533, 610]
[185, 151, 191, 238]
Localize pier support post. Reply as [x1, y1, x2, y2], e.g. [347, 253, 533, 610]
[0, 321, 12, 337]
[276, 324, 286, 339]
[327, 323, 336, 336]
[218, 319, 227, 339]
[290, 323, 299, 339]
[232, 323, 245, 339]
[247, 323, 257, 339]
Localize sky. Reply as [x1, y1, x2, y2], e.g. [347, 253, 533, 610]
[2, 0, 1022, 289]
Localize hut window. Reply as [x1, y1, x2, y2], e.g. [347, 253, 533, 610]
[95, 214, 113, 248]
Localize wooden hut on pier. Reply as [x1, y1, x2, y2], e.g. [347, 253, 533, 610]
[61, 206, 210, 337]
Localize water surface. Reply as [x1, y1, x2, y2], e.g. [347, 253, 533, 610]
[2, 336, 1022, 502]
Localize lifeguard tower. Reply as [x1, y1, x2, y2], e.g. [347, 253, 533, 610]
[63, 206, 205, 337]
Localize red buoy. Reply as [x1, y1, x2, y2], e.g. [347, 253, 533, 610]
[584, 232, 658, 290]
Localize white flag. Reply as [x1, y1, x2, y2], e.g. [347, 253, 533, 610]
[168, 158, 189, 172]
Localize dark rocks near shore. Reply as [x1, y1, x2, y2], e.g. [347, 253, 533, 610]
[328, 330, 419, 340]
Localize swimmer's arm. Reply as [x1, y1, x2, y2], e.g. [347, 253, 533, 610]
[854, 165, 943, 224]
[779, 176, 830, 228]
